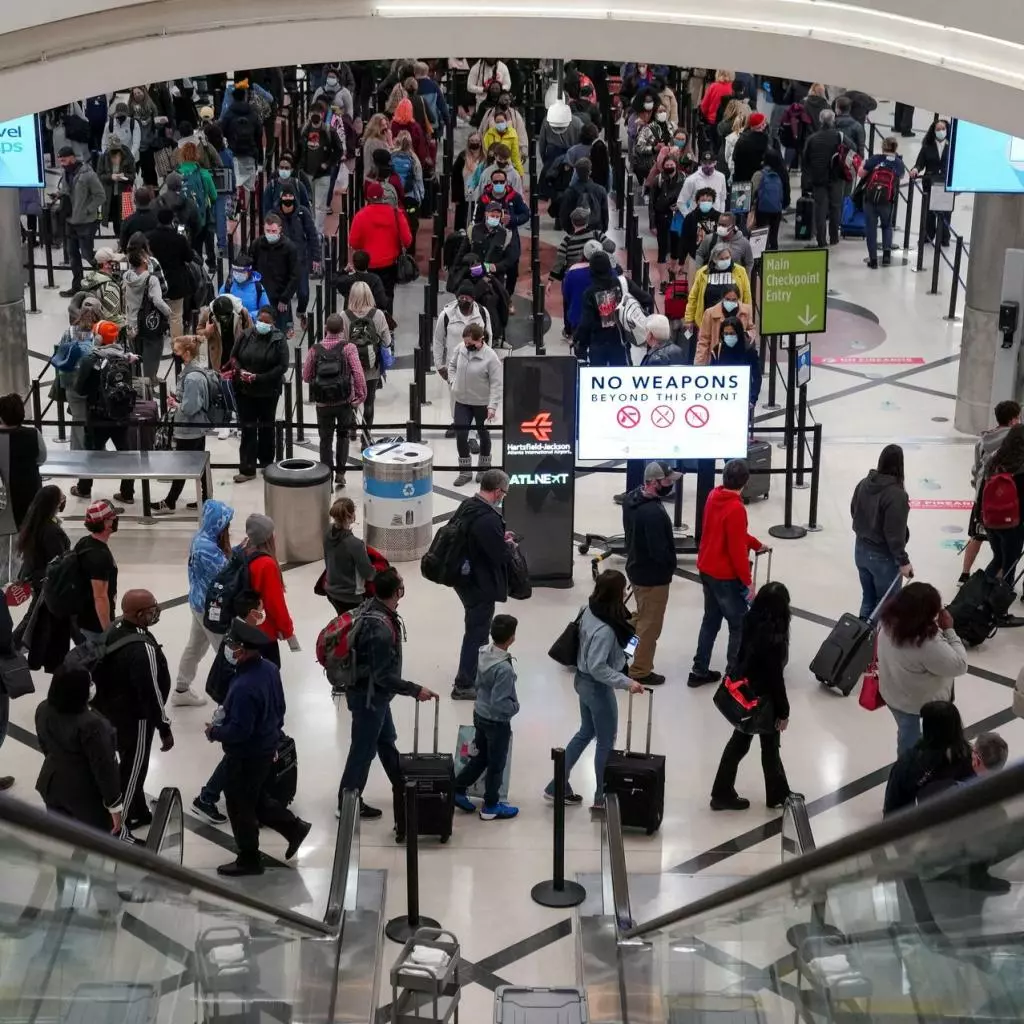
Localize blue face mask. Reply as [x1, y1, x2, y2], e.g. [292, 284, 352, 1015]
[492, 183, 506, 195]
[699, 201, 713, 213]
[723, 299, 738, 312]
[232, 271, 249, 283]
[279, 168, 292, 180]
[722, 333, 739, 348]
[255, 321, 273, 335]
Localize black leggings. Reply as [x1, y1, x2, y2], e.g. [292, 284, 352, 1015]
[165, 436, 208, 506]
[362, 380, 379, 430]
[454, 402, 490, 458]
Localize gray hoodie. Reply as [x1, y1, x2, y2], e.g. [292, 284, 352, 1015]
[576, 605, 632, 690]
[122, 267, 171, 335]
[851, 470, 910, 566]
[877, 626, 967, 715]
[447, 341, 502, 410]
[474, 644, 519, 723]
[323, 524, 375, 604]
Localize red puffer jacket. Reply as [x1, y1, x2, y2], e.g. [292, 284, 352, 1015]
[349, 203, 412, 269]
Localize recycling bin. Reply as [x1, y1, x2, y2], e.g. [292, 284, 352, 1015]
[362, 441, 433, 561]
[263, 458, 332, 563]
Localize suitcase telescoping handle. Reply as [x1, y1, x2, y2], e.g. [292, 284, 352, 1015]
[624, 687, 654, 755]
[867, 572, 904, 625]
[752, 547, 772, 590]
[412, 694, 440, 755]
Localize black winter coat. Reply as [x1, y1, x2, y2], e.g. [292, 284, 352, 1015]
[802, 129, 845, 189]
[250, 235, 299, 302]
[455, 495, 512, 601]
[232, 327, 289, 398]
[622, 490, 677, 586]
[733, 621, 790, 720]
[145, 224, 195, 301]
[731, 131, 770, 184]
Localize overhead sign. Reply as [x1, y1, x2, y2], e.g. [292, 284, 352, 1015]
[947, 119, 1024, 194]
[0, 115, 44, 189]
[577, 367, 750, 461]
[761, 249, 828, 335]
[503, 356, 576, 587]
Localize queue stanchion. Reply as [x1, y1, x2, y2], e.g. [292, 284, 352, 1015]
[945, 237, 964, 321]
[386, 780, 441, 942]
[914, 186, 930, 273]
[353, 150, 364, 212]
[768, 334, 807, 541]
[157, 379, 168, 419]
[794, 384, 809, 489]
[55, 371, 67, 444]
[338, 207, 349, 268]
[765, 335, 781, 410]
[275, 421, 285, 462]
[293, 346, 305, 443]
[417, 313, 432, 405]
[43, 210, 56, 290]
[408, 381, 422, 443]
[531, 748, 586, 908]
[805, 423, 823, 532]
[929, 225, 943, 295]
[30, 380, 42, 433]
[314, 283, 324, 345]
[532, 254, 546, 356]
[428, 256, 439, 318]
[283, 386, 295, 459]
[902, 183, 915, 256]
[25, 224, 39, 314]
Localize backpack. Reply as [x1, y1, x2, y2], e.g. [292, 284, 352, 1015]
[64, 113, 91, 144]
[137, 273, 169, 341]
[180, 167, 210, 230]
[575, 185, 604, 230]
[41, 549, 88, 619]
[249, 89, 275, 125]
[832, 132, 862, 183]
[93, 352, 137, 423]
[310, 343, 353, 405]
[184, 365, 232, 427]
[345, 311, 381, 372]
[616, 277, 648, 346]
[107, 116, 138, 139]
[420, 510, 470, 587]
[390, 150, 416, 192]
[230, 115, 258, 156]
[63, 626, 147, 675]
[224, 278, 264, 308]
[664, 276, 690, 320]
[865, 163, 898, 205]
[982, 472, 1021, 530]
[203, 550, 270, 634]
[316, 602, 367, 694]
[757, 168, 784, 214]
[186, 260, 214, 308]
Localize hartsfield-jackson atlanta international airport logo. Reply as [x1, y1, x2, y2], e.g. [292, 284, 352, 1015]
[507, 409, 572, 458]
[520, 411, 553, 442]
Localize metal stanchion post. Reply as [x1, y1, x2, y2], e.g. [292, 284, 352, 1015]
[794, 385, 809, 489]
[929, 228, 942, 295]
[765, 336, 781, 410]
[283, 387, 294, 459]
[902, 183, 915, 256]
[30, 381, 42, 432]
[293, 346, 305, 442]
[55, 362, 67, 443]
[157, 380, 168, 419]
[25, 224, 39, 314]
[386, 780, 441, 942]
[531, 748, 586, 907]
[275, 422, 285, 462]
[417, 313, 432, 404]
[915, 187, 930, 273]
[43, 210, 56, 290]
[804, 423, 823, 532]
[769, 335, 808, 540]
[945, 238, 964, 321]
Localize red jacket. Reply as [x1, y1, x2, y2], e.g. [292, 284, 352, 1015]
[249, 554, 294, 641]
[700, 81, 733, 124]
[696, 486, 762, 586]
[349, 202, 413, 269]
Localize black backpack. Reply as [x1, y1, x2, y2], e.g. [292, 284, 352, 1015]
[231, 115, 258, 156]
[41, 549, 87, 619]
[93, 353, 137, 423]
[203, 550, 268, 635]
[420, 509, 469, 587]
[345, 312, 381, 372]
[137, 273, 169, 341]
[311, 343, 352, 405]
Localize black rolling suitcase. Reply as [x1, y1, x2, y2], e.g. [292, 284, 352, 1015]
[743, 439, 772, 502]
[265, 733, 297, 806]
[603, 689, 665, 835]
[795, 194, 814, 241]
[810, 573, 901, 695]
[394, 697, 455, 844]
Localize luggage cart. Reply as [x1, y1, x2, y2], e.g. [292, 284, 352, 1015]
[390, 927, 461, 1024]
[193, 925, 259, 1023]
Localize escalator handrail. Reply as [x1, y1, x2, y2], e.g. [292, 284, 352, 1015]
[145, 787, 184, 863]
[620, 756, 1024, 941]
[0, 790, 333, 937]
[325, 789, 360, 929]
[604, 794, 633, 932]
[782, 792, 816, 857]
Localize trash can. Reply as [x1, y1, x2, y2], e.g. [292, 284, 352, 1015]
[363, 441, 433, 562]
[263, 458, 332, 563]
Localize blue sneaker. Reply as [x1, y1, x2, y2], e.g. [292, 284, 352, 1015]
[454, 792, 476, 814]
[480, 802, 519, 821]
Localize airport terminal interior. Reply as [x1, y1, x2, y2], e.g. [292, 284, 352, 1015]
[0, 15, 1023, 1023]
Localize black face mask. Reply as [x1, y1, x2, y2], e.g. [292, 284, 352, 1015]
[110, 519, 119, 534]
[280, 203, 295, 213]
[458, 300, 473, 313]
[655, 484, 675, 498]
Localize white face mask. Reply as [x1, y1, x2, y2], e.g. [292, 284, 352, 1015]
[253, 609, 266, 626]
[715, 258, 732, 271]
[935, 130, 947, 142]
[643, 102, 654, 111]
[716, 225, 731, 237]
[232, 270, 248, 283]
[224, 647, 239, 666]
[655, 111, 668, 123]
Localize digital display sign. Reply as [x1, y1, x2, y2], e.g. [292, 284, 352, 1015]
[577, 367, 750, 462]
[502, 356, 576, 588]
[946, 119, 1024, 194]
[0, 115, 44, 189]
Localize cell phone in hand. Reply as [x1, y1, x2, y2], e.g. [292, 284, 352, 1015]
[623, 635, 639, 664]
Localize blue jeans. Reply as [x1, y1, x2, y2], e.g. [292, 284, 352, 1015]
[200, 755, 228, 805]
[890, 707, 920, 757]
[338, 692, 402, 804]
[863, 199, 894, 263]
[693, 575, 749, 677]
[215, 195, 228, 250]
[455, 588, 494, 689]
[587, 340, 630, 367]
[455, 713, 512, 808]
[854, 539, 900, 619]
[547, 675, 619, 804]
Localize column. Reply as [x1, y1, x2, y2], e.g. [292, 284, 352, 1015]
[0, 188, 29, 398]
[954, 193, 1024, 435]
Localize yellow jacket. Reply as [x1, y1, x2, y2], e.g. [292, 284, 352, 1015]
[685, 263, 752, 326]
[482, 124, 525, 176]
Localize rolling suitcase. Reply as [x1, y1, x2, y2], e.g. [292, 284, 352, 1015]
[795, 194, 814, 241]
[743, 439, 772, 502]
[394, 697, 455, 843]
[603, 689, 664, 834]
[840, 195, 866, 238]
[810, 573, 901, 695]
[265, 733, 297, 806]
[948, 563, 1023, 647]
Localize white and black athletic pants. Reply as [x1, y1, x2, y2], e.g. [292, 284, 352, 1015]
[114, 718, 155, 834]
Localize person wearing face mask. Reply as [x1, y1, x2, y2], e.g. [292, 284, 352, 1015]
[220, 255, 264, 320]
[448, 323, 503, 487]
[650, 157, 685, 273]
[537, 101, 583, 197]
[678, 150, 727, 219]
[569, 82, 603, 133]
[468, 58, 513, 100]
[644, 128, 692, 191]
[677, 186, 721, 284]
[696, 284, 756, 365]
[54, 146, 106, 298]
[622, 462, 682, 686]
[685, 243, 752, 334]
[274, 186, 319, 330]
[230, 307, 288, 482]
[221, 87, 262, 195]
[453, 133, 485, 231]
[435, 287, 494, 434]
[348, 181, 413, 314]
[574, 251, 633, 367]
[859, 137, 906, 268]
[476, 168, 529, 307]
[626, 91, 658, 168]
[298, 104, 345, 233]
[250, 213, 300, 334]
[101, 102, 141, 162]
[704, 317, 762, 422]
[312, 68, 355, 120]
[482, 110, 525, 178]
[90, 589, 173, 837]
[910, 119, 952, 246]
[695, 212, 754, 274]
[474, 142, 525, 200]
[262, 153, 312, 214]
[621, 62, 657, 104]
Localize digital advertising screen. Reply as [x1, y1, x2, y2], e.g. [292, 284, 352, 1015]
[577, 366, 750, 462]
[946, 119, 1024, 194]
[0, 115, 44, 189]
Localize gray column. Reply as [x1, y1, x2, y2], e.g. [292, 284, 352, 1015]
[954, 194, 1024, 434]
[0, 188, 29, 398]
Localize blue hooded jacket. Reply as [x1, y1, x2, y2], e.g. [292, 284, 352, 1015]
[188, 500, 234, 614]
[220, 272, 264, 320]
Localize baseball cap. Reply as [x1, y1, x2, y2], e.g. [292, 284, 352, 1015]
[644, 462, 682, 483]
[94, 321, 120, 344]
[199, 105, 215, 121]
[748, 112, 766, 129]
[700, 150, 715, 163]
[365, 181, 385, 200]
[94, 247, 119, 265]
[85, 499, 118, 525]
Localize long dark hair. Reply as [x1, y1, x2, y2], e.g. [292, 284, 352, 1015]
[589, 569, 633, 645]
[990, 423, 1024, 476]
[736, 582, 791, 675]
[16, 485, 63, 565]
[879, 581, 941, 647]
[877, 443, 905, 488]
[918, 700, 972, 766]
[718, 315, 750, 350]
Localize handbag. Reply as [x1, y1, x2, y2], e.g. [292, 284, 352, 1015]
[670, 210, 684, 234]
[121, 189, 136, 220]
[507, 542, 532, 601]
[379, 344, 396, 371]
[858, 639, 886, 710]
[0, 651, 34, 699]
[548, 612, 582, 667]
[712, 675, 774, 735]
[393, 207, 419, 284]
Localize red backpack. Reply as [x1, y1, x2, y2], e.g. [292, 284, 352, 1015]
[664, 276, 690, 320]
[982, 472, 1021, 529]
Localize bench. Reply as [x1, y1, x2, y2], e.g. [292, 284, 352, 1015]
[42, 451, 212, 521]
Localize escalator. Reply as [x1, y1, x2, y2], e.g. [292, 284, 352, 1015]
[582, 760, 1024, 1024]
[0, 788, 380, 1022]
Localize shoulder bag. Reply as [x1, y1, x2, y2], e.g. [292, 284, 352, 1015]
[393, 207, 420, 285]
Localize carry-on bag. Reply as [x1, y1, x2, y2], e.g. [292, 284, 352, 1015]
[394, 696, 455, 843]
[839, 194, 867, 238]
[795, 194, 814, 241]
[948, 562, 1024, 648]
[454, 723, 513, 801]
[264, 733, 297, 806]
[603, 688, 665, 835]
[810, 572, 902, 695]
[743, 439, 772, 503]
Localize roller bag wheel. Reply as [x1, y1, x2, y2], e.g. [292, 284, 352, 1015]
[840, 195, 866, 238]
[603, 689, 664, 834]
[393, 697, 455, 843]
[62, 983, 158, 1024]
[795, 195, 814, 241]
[743, 440, 772, 503]
[264, 733, 297, 806]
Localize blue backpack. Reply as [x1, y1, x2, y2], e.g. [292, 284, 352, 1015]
[390, 151, 422, 201]
[757, 168, 784, 215]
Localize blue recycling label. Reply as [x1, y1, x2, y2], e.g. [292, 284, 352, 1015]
[363, 476, 432, 499]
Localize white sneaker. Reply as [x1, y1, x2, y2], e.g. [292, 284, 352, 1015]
[217, 428, 230, 440]
[171, 688, 208, 707]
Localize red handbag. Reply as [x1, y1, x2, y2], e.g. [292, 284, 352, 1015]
[120, 189, 136, 220]
[858, 638, 886, 711]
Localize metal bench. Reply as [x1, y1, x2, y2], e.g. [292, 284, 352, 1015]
[42, 451, 211, 521]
